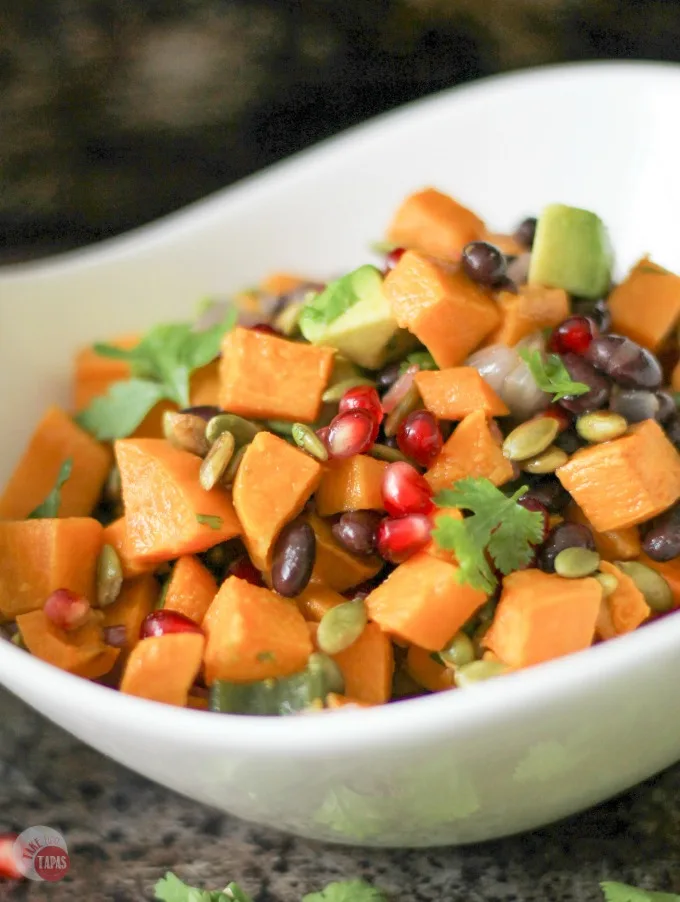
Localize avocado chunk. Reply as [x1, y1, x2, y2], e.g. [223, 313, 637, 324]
[299, 264, 415, 369]
[528, 204, 612, 299]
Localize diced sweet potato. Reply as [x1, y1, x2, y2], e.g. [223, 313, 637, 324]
[325, 693, 374, 709]
[120, 633, 204, 706]
[425, 506, 462, 564]
[16, 610, 119, 678]
[315, 455, 387, 517]
[189, 361, 220, 408]
[415, 367, 509, 420]
[232, 432, 323, 572]
[332, 622, 394, 704]
[609, 257, 680, 351]
[116, 439, 241, 564]
[566, 503, 641, 561]
[485, 285, 569, 347]
[202, 576, 312, 683]
[260, 272, 309, 296]
[295, 584, 346, 622]
[484, 232, 526, 257]
[483, 569, 601, 668]
[365, 551, 487, 650]
[308, 513, 383, 593]
[103, 575, 159, 655]
[595, 561, 650, 640]
[187, 693, 210, 710]
[384, 251, 501, 368]
[163, 555, 217, 624]
[556, 420, 680, 531]
[405, 645, 456, 693]
[0, 405, 111, 519]
[425, 410, 514, 493]
[0, 518, 103, 619]
[102, 517, 154, 580]
[637, 552, 680, 608]
[219, 326, 334, 423]
[386, 188, 486, 261]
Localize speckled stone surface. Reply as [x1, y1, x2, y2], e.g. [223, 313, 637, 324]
[1, 687, 680, 901]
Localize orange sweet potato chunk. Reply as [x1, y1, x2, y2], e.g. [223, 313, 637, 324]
[189, 361, 220, 408]
[233, 431, 323, 572]
[609, 257, 680, 352]
[365, 551, 487, 650]
[483, 569, 601, 669]
[566, 503, 641, 561]
[332, 622, 394, 705]
[486, 285, 569, 347]
[637, 552, 680, 608]
[219, 326, 334, 423]
[595, 561, 650, 640]
[116, 439, 241, 564]
[387, 188, 486, 261]
[315, 455, 387, 517]
[556, 419, 680, 532]
[103, 574, 159, 655]
[16, 610, 119, 678]
[406, 644, 456, 693]
[260, 272, 310, 296]
[120, 633, 204, 706]
[296, 584, 346, 622]
[0, 406, 111, 520]
[102, 517, 154, 580]
[163, 555, 218, 624]
[0, 518, 103, 619]
[484, 232, 526, 257]
[325, 693, 374, 709]
[308, 512, 383, 593]
[202, 576, 312, 683]
[415, 367, 509, 420]
[384, 251, 501, 368]
[425, 410, 514, 493]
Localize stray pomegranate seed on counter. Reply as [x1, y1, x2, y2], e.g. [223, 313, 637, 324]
[397, 409, 443, 466]
[382, 461, 434, 518]
[326, 409, 376, 458]
[44, 589, 91, 632]
[377, 513, 433, 563]
[549, 316, 598, 355]
[339, 385, 383, 442]
[140, 610, 204, 639]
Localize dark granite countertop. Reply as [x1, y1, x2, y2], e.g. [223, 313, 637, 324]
[2, 686, 680, 901]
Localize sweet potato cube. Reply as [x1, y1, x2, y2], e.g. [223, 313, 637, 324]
[260, 272, 310, 296]
[595, 561, 650, 640]
[609, 257, 680, 352]
[384, 251, 501, 368]
[120, 633, 204, 706]
[415, 367, 509, 420]
[189, 360, 220, 408]
[556, 419, 680, 531]
[406, 644, 456, 693]
[332, 622, 394, 705]
[219, 326, 334, 423]
[485, 285, 569, 347]
[16, 610, 119, 679]
[102, 517, 154, 580]
[202, 576, 312, 684]
[483, 569, 601, 668]
[387, 188, 485, 261]
[425, 410, 514, 493]
[325, 693, 374, 709]
[308, 513, 383, 593]
[103, 574, 159, 655]
[163, 555, 217, 624]
[566, 503, 640, 561]
[315, 454, 387, 517]
[295, 584, 346, 622]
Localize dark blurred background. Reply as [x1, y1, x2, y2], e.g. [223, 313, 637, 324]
[3, 0, 680, 260]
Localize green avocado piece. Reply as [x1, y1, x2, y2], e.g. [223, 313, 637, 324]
[299, 264, 415, 369]
[528, 203, 613, 299]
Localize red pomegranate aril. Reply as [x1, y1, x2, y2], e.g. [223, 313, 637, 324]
[229, 556, 264, 586]
[250, 323, 280, 335]
[339, 385, 383, 441]
[316, 426, 331, 450]
[140, 609, 203, 639]
[542, 404, 571, 433]
[382, 364, 419, 414]
[516, 495, 550, 542]
[385, 246, 406, 271]
[377, 514, 433, 563]
[0, 834, 21, 880]
[396, 409, 443, 466]
[44, 589, 91, 632]
[326, 409, 375, 458]
[548, 316, 598, 355]
[382, 461, 434, 517]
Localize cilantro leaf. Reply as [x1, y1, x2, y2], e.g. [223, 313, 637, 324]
[519, 348, 589, 402]
[601, 882, 680, 902]
[196, 514, 223, 530]
[27, 458, 73, 519]
[400, 351, 438, 375]
[433, 478, 545, 592]
[300, 265, 382, 328]
[153, 872, 249, 902]
[302, 879, 389, 902]
[76, 379, 167, 441]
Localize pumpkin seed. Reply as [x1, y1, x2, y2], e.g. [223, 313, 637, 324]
[104, 465, 122, 503]
[383, 383, 421, 437]
[96, 544, 123, 607]
[615, 561, 673, 612]
[519, 444, 569, 474]
[307, 651, 345, 695]
[576, 411, 628, 444]
[454, 660, 507, 688]
[200, 431, 236, 490]
[368, 443, 410, 463]
[221, 443, 248, 486]
[595, 572, 618, 597]
[554, 546, 600, 578]
[265, 419, 295, 436]
[317, 599, 367, 655]
[163, 410, 210, 457]
[292, 423, 329, 461]
[322, 377, 376, 404]
[274, 301, 304, 336]
[471, 622, 490, 659]
[10, 630, 26, 649]
[205, 413, 261, 448]
[502, 417, 559, 461]
[438, 631, 475, 668]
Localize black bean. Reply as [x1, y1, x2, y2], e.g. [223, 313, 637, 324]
[376, 362, 401, 392]
[591, 299, 612, 332]
[643, 505, 680, 562]
[271, 519, 316, 597]
[585, 334, 662, 390]
[332, 511, 382, 556]
[553, 428, 583, 456]
[521, 476, 572, 514]
[461, 241, 507, 286]
[656, 391, 676, 424]
[609, 386, 659, 423]
[514, 217, 537, 249]
[495, 275, 518, 294]
[180, 405, 222, 421]
[538, 522, 596, 573]
[558, 353, 611, 414]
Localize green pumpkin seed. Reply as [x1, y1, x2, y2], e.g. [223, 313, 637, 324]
[454, 660, 507, 688]
[221, 443, 248, 486]
[96, 544, 123, 607]
[265, 419, 295, 436]
[10, 630, 26, 649]
[471, 622, 491, 659]
[576, 411, 628, 444]
[322, 377, 376, 404]
[368, 443, 410, 463]
[206, 413, 261, 447]
[383, 383, 421, 437]
[274, 301, 304, 336]
[307, 651, 345, 695]
[200, 431, 236, 491]
[615, 561, 673, 612]
[595, 572, 618, 597]
[317, 599, 368, 655]
[163, 411, 210, 457]
[502, 417, 559, 461]
[292, 423, 329, 462]
[554, 546, 600, 578]
[519, 444, 569, 474]
[438, 631, 475, 668]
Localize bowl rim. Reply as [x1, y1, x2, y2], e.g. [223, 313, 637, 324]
[3, 58, 680, 756]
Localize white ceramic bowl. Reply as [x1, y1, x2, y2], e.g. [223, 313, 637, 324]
[2, 61, 680, 848]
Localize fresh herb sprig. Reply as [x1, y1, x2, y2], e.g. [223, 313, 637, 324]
[27, 458, 73, 519]
[154, 874, 388, 902]
[519, 348, 589, 402]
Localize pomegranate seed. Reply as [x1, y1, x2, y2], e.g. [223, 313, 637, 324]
[250, 323, 280, 335]
[517, 495, 550, 542]
[0, 834, 21, 880]
[382, 364, 419, 415]
[549, 316, 598, 355]
[140, 609, 203, 639]
[377, 514, 432, 563]
[382, 461, 434, 517]
[385, 246, 406, 272]
[229, 556, 264, 586]
[339, 385, 383, 442]
[326, 409, 375, 458]
[542, 404, 571, 432]
[44, 589, 91, 632]
[316, 426, 331, 450]
[103, 624, 127, 648]
[396, 409, 443, 466]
